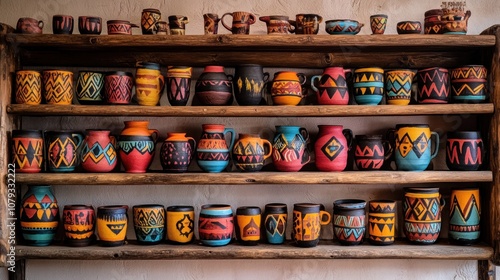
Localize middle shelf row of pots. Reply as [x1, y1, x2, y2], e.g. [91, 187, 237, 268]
[12, 121, 484, 174]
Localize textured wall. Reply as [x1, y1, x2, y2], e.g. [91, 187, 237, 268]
[1, 0, 499, 279]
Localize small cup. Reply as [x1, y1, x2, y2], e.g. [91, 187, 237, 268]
[263, 203, 288, 244]
[96, 205, 128, 247]
[354, 135, 392, 171]
[169, 15, 189, 35]
[78, 16, 102, 34]
[294, 14, 322, 34]
[449, 188, 481, 245]
[396, 21, 422, 34]
[11, 130, 44, 173]
[104, 71, 134, 104]
[166, 206, 195, 244]
[353, 67, 384, 105]
[236, 206, 261, 245]
[16, 17, 43, 34]
[53, 15, 74, 34]
[450, 65, 487, 103]
[203, 13, 220, 34]
[107, 20, 139, 35]
[368, 200, 396, 245]
[292, 203, 331, 247]
[63, 205, 96, 247]
[133, 204, 165, 245]
[15, 70, 42, 105]
[141, 8, 162, 35]
[76, 71, 105, 105]
[42, 70, 74, 105]
[370, 14, 388, 34]
[385, 69, 415, 105]
[221, 11, 257, 34]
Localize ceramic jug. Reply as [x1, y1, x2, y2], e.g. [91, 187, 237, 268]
[118, 120, 159, 173]
[160, 132, 196, 172]
[272, 125, 310, 172]
[196, 124, 235, 172]
[311, 67, 351, 105]
[271, 71, 306, 106]
[314, 125, 353, 172]
[80, 130, 117, 172]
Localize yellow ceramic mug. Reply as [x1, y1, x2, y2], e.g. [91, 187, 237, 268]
[135, 63, 165, 106]
[16, 70, 42, 105]
[166, 205, 194, 244]
[42, 70, 74, 105]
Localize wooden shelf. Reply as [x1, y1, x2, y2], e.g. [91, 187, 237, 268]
[16, 240, 493, 260]
[7, 104, 494, 117]
[14, 171, 493, 185]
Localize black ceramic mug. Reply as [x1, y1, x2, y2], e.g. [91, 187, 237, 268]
[446, 131, 484, 171]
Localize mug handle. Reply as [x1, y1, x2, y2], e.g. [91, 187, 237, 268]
[430, 131, 440, 159]
[148, 129, 160, 143]
[297, 73, 307, 85]
[342, 129, 354, 150]
[187, 137, 197, 160]
[263, 72, 270, 83]
[221, 13, 233, 32]
[319, 204, 331, 225]
[317, 16, 323, 24]
[262, 139, 273, 160]
[158, 74, 165, 95]
[72, 133, 84, 150]
[310, 75, 320, 93]
[248, 13, 257, 25]
[183, 17, 190, 24]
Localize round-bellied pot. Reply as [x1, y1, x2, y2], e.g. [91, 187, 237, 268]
[233, 133, 272, 172]
[353, 67, 384, 105]
[118, 120, 159, 173]
[196, 124, 235, 173]
[368, 200, 396, 245]
[449, 188, 481, 245]
[198, 204, 234, 246]
[11, 130, 44, 173]
[446, 131, 483, 171]
[271, 71, 306, 105]
[235, 206, 261, 245]
[263, 203, 288, 244]
[97, 205, 128, 247]
[333, 199, 366, 246]
[396, 21, 422, 34]
[63, 204, 96, 247]
[80, 130, 117, 173]
[133, 204, 165, 245]
[160, 132, 196, 173]
[195, 66, 233, 105]
[234, 64, 269, 105]
[315, 125, 353, 172]
[272, 125, 310, 172]
[310, 67, 350, 105]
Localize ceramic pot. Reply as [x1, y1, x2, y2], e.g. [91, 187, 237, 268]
[368, 200, 396, 245]
[272, 125, 310, 172]
[271, 71, 306, 106]
[141, 8, 161, 35]
[424, 9, 443, 34]
[198, 204, 234, 246]
[315, 125, 353, 172]
[370, 14, 388, 34]
[449, 188, 480, 245]
[118, 120, 159, 173]
[333, 199, 366, 246]
[354, 135, 392, 171]
[221, 11, 256, 34]
[166, 206, 195, 244]
[195, 66, 233, 105]
[80, 130, 117, 172]
[15, 70, 42, 105]
[166, 66, 192, 106]
[403, 187, 444, 244]
[446, 131, 483, 171]
[396, 21, 422, 34]
[20, 185, 59, 246]
[133, 204, 165, 245]
[417, 67, 450, 104]
[235, 206, 261, 245]
[104, 71, 134, 104]
[76, 71, 105, 105]
[325, 20, 364, 35]
[168, 15, 189, 35]
[97, 205, 128, 246]
[353, 67, 384, 105]
[441, 10, 471, 34]
[160, 132, 196, 173]
[135, 62, 165, 106]
[233, 133, 272, 172]
[203, 13, 220, 34]
[63, 205, 96, 247]
[52, 15, 74, 34]
[78, 16, 102, 34]
[196, 124, 235, 173]
[259, 15, 295, 34]
[310, 67, 350, 105]
[234, 64, 269, 105]
[107, 20, 139, 35]
[16, 17, 43, 34]
[450, 65, 487, 103]
[44, 130, 84, 172]
[42, 70, 74, 105]
[263, 203, 288, 244]
[11, 130, 44, 173]
[292, 203, 331, 247]
[294, 14, 322, 34]
[385, 69, 415, 105]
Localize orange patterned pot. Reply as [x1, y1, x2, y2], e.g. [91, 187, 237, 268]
[271, 71, 306, 105]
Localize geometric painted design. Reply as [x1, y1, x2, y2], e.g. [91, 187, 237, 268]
[320, 135, 345, 161]
[396, 132, 428, 159]
[81, 142, 117, 165]
[107, 223, 126, 235]
[118, 140, 155, 155]
[76, 72, 104, 101]
[48, 138, 78, 168]
[167, 77, 191, 103]
[370, 17, 387, 33]
[43, 72, 73, 104]
[16, 72, 42, 104]
[334, 214, 365, 243]
[13, 139, 44, 169]
[175, 214, 194, 237]
[265, 214, 286, 237]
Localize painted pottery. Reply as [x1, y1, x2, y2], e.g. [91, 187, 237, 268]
[166, 206, 195, 244]
[42, 70, 74, 105]
[97, 205, 128, 246]
[195, 66, 233, 105]
[396, 21, 422, 34]
[272, 125, 310, 172]
[52, 15, 74, 34]
[45, 130, 84, 172]
[135, 62, 165, 106]
[166, 66, 192, 106]
[20, 185, 59, 246]
[385, 69, 415, 105]
[403, 187, 444, 244]
[155, 21, 169, 35]
[259, 15, 295, 34]
[325, 20, 363, 35]
[292, 203, 331, 247]
[449, 188, 480, 245]
[76, 71, 105, 105]
[168, 15, 189, 35]
[221, 11, 257, 34]
[310, 67, 350, 105]
[441, 10, 471, 34]
[315, 125, 353, 172]
[233, 134, 272, 172]
[450, 65, 487, 103]
[203, 13, 220, 34]
[446, 131, 483, 171]
[353, 67, 384, 105]
[160, 132, 196, 173]
[424, 9, 443, 34]
[198, 204, 234, 246]
[417, 67, 450, 104]
[133, 204, 165, 245]
[15, 70, 42, 105]
[11, 130, 44, 173]
[271, 71, 306, 106]
[104, 71, 134, 104]
[390, 124, 439, 171]
[80, 130, 117, 172]
[370, 14, 388, 34]
[263, 203, 288, 244]
[294, 14, 322, 34]
[236, 206, 261, 245]
[78, 16, 102, 34]
[118, 120, 159, 173]
[234, 64, 269, 105]
[368, 200, 396, 245]
[141, 8, 161, 35]
[354, 135, 392, 171]
[196, 124, 235, 173]
[16, 17, 43, 34]
[63, 205, 95, 246]
[107, 20, 139, 35]
[333, 199, 366, 246]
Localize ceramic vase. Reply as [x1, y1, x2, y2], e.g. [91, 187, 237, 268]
[166, 206, 195, 244]
[354, 135, 392, 171]
[118, 120, 159, 173]
[390, 124, 439, 171]
[20, 185, 59, 246]
[234, 64, 269, 105]
[133, 204, 165, 245]
[450, 65, 487, 103]
[310, 67, 350, 105]
[97, 205, 128, 247]
[160, 132, 196, 173]
[232, 133, 272, 172]
[167, 66, 192, 106]
[315, 125, 353, 172]
[45, 130, 84, 172]
[385, 69, 415, 105]
[271, 71, 306, 106]
[80, 130, 117, 172]
[292, 203, 331, 247]
[198, 204, 234, 246]
[63, 204, 95, 246]
[235, 206, 261, 245]
[333, 199, 366, 246]
[449, 188, 481, 245]
[417, 67, 450, 104]
[263, 203, 288, 244]
[11, 130, 44, 173]
[368, 200, 396, 245]
[135, 62, 165, 106]
[196, 124, 235, 173]
[195, 66, 233, 105]
[446, 131, 483, 171]
[353, 67, 384, 105]
[272, 125, 310, 172]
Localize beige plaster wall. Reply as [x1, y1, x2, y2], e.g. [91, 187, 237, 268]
[1, 0, 499, 279]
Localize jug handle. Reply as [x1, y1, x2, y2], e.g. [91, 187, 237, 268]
[342, 129, 354, 150]
[310, 75, 320, 92]
[439, 195, 446, 210]
[187, 137, 197, 160]
[248, 13, 257, 25]
[149, 129, 160, 143]
[262, 139, 273, 160]
[224, 127, 236, 151]
[72, 133, 85, 150]
[299, 127, 309, 142]
[297, 73, 307, 85]
[430, 132, 439, 159]
[221, 13, 233, 32]
[158, 74, 165, 95]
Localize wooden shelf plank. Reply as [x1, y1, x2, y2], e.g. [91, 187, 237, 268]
[16, 240, 493, 260]
[14, 171, 493, 185]
[7, 104, 494, 117]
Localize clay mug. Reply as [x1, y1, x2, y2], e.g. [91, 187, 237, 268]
[449, 188, 480, 245]
[63, 205, 96, 247]
[353, 67, 384, 105]
[169, 15, 189, 35]
[417, 67, 450, 104]
[292, 203, 331, 247]
[221, 11, 257, 34]
[385, 69, 415, 105]
[271, 71, 307, 106]
[446, 131, 483, 171]
[11, 130, 44, 173]
[42, 70, 74, 105]
[232, 133, 272, 172]
[44, 130, 84, 172]
[368, 200, 396, 245]
[234, 64, 269, 105]
[354, 135, 392, 171]
[196, 124, 235, 173]
[311, 67, 351, 105]
[272, 125, 310, 172]
[198, 204, 234, 247]
[141, 8, 161, 35]
[96, 205, 128, 247]
[16, 17, 43, 34]
[15, 70, 42, 105]
[133, 204, 165, 244]
[78, 16, 102, 34]
[160, 132, 196, 173]
[450, 65, 487, 103]
[203, 13, 220, 34]
[263, 203, 288, 244]
[424, 9, 443, 34]
[166, 206, 195, 244]
[195, 65, 233, 105]
[80, 129, 117, 173]
[236, 206, 261, 245]
[155, 21, 169, 35]
[76, 71, 105, 105]
[314, 125, 353, 172]
[166, 66, 192, 106]
[107, 20, 139, 35]
[104, 71, 134, 104]
[118, 120, 159, 173]
[333, 199, 366, 246]
[259, 15, 296, 34]
[370, 14, 388, 34]
[294, 14, 322, 34]
[52, 15, 74, 34]
[135, 62, 165, 106]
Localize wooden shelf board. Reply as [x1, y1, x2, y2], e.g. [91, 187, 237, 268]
[16, 240, 493, 260]
[14, 171, 493, 185]
[7, 104, 494, 117]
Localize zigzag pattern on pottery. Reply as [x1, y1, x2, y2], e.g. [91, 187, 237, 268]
[118, 140, 155, 155]
[21, 194, 59, 221]
[108, 24, 131, 34]
[43, 72, 73, 104]
[404, 197, 441, 222]
[48, 138, 78, 168]
[385, 74, 413, 96]
[447, 139, 483, 166]
[404, 222, 441, 241]
[16, 73, 42, 104]
[368, 216, 395, 238]
[14, 140, 44, 169]
[77, 73, 104, 100]
[449, 195, 480, 226]
[451, 67, 487, 79]
[168, 77, 190, 101]
[397, 21, 420, 31]
[81, 143, 117, 164]
[451, 83, 486, 96]
[271, 81, 302, 96]
[396, 132, 429, 158]
[105, 76, 133, 101]
[371, 17, 387, 32]
[197, 151, 230, 161]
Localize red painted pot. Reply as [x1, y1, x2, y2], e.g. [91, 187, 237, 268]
[118, 120, 159, 173]
[80, 130, 117, 172]
[314, 125, 353, 171]
[63, 204, 95, 246]
[272, 125, 310, 172]
[310, 67, 350, 105]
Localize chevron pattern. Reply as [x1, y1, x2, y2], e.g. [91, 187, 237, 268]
[105, 75, 133, 103]
[13, 139, 44, 170]
[81, 142, 117, 165]
[451, 66, 487, 80]
[334, 214, 365, 243]
[16, 71, 42, 104]
[43, 71, 74, 104]
[451, 82, 486, 96]
[48, 137, 78, 168]
[76, 72, 104, 101]
[417, 69, 449, 102]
